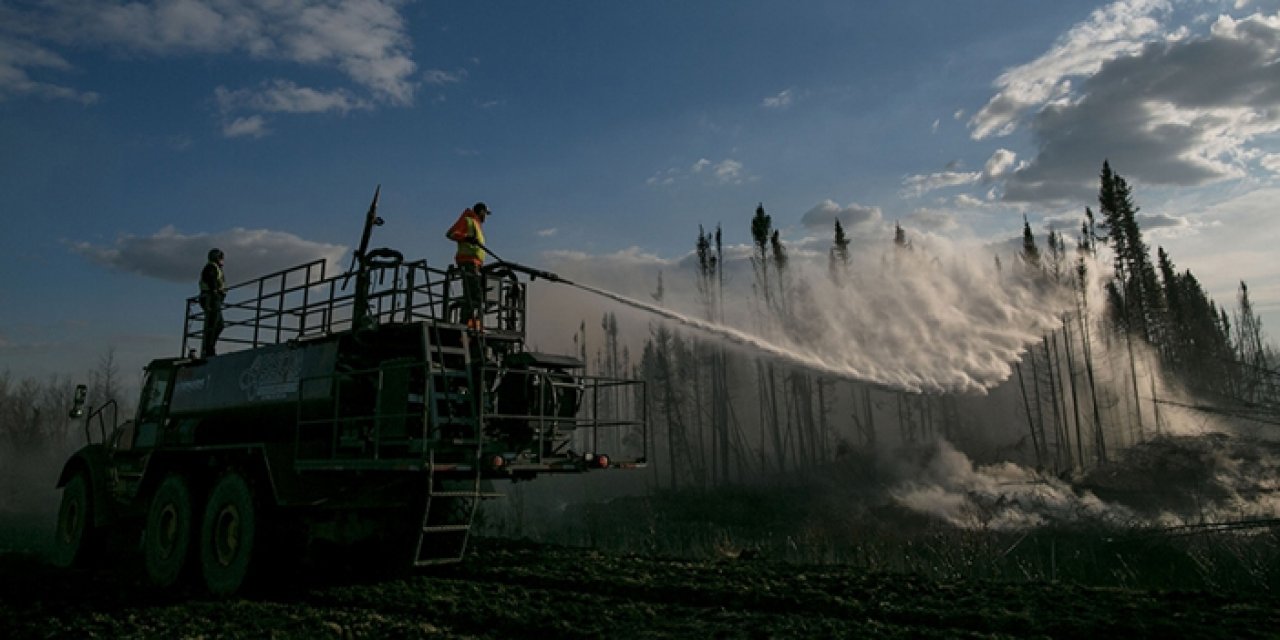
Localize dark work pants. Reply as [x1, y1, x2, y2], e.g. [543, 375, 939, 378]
[201, 294, 224, 357]
[458, 262, 483, 327]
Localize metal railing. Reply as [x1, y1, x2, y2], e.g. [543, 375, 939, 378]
[293, 360, 647, 467]
[182, 259, 526, 356]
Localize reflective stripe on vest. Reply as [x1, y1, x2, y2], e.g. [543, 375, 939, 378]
[449, 210, 486, 265]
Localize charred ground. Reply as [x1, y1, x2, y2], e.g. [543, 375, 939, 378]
[5, 435, 1280, 640]
[1, 535, 1277, 639]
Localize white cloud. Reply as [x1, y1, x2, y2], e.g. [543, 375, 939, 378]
[1, 0, 417, 105]
[537, 228, 558, 237]
[222, 115, 269, 138]
[0, 34, 99, 103]
[70, 225, 348, 284]
[713, 159, 744, 183]
[970, 0, 1171, 140]
[545, 246, 673, 271]
[983, 149, 1018, 179]
[905, 149, 1022, 197]
[761, 88, 794, 109]
[954, 193, 990, 209]
[215, 80, 370, 115]
[1001, 9, 1280, 203]
[649, 157, 752, 187]
[1262, 153, 1280, 174]
[422, 68, 465, 85]
[800, 199, 884, 230]
[902, 170, 981, 197]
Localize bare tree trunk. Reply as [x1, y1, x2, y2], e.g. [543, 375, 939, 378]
[1043, 335, 1065, 473]
[1015, 362, 1043, 468]
[1056, 325, 1080, 471]
[1123, 329, 1145, 445]
[1081, 314, 1107, 465]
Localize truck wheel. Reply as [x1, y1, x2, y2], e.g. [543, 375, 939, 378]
[200, 472, 256, 596]
[51, 472, 96, 568]
[144, 475, 194, 588]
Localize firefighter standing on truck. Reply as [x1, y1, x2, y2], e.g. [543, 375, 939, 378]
[445, 202, 489, 330]
[199, 248, 227, 357]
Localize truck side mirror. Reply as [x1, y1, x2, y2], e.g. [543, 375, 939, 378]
[69, 384, 88, 419]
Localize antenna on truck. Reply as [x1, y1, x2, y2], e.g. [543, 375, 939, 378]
[350, 185, 383, 331]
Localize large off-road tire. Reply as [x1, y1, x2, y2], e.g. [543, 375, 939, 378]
[144, 474, 194, 588]
[199, 472, 257, 596]
[51, 472, 96, 568]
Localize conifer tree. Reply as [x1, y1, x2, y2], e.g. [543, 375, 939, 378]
[830, 219, 851, 280]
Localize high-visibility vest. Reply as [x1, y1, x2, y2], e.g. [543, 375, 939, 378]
[200, 261, 225, 296]
[447, 209, 486, 266]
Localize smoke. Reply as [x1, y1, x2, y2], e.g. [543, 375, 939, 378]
[885, 440, 1138, 531]
[883, 434, 1280, 532]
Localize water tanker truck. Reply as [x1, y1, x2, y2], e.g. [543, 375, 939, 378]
[50, 189, 647, 595]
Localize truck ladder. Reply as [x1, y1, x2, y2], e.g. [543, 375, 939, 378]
[413, 450, 493, 565]
[415, 322, 492, 565]
[424, 323, 479, 447]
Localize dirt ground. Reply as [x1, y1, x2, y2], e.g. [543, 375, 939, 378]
[1, 536, 1277, 640]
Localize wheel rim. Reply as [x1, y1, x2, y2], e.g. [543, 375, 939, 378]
[157, 503, 180, 557]
[213, 505, 240, 567]
[60, 498, 81, 544]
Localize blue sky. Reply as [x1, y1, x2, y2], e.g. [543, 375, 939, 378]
[2, 0, 1279, 383]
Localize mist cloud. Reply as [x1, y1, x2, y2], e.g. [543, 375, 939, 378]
[545, 234, 1072, 394]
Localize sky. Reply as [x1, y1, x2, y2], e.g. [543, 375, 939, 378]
[2, 0, 1279, 388]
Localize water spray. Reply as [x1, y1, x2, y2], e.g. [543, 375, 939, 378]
[476, 241, 894, 389]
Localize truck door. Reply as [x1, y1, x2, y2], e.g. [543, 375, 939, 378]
[111, 364, 175, 499]
[130, 365, 175, 450]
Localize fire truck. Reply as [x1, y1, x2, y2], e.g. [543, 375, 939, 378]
[51, 189, 647, 594]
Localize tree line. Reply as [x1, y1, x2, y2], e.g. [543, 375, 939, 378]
[605, 160, 1278, 489]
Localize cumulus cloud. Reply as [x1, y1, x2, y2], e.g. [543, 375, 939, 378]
[70, 225, 348, 284]
[983, 148, 1018, 178]
[986, 7, 1280, 204]
[0, 0, 417, 106]
[1262, 153, 1280, 174]
[800, 199, 883, 230]
[969, 0, 1171, 140]
[711, 159, 745, 183]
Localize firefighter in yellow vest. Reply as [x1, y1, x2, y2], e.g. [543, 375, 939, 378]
[445, 202, 489, 330]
